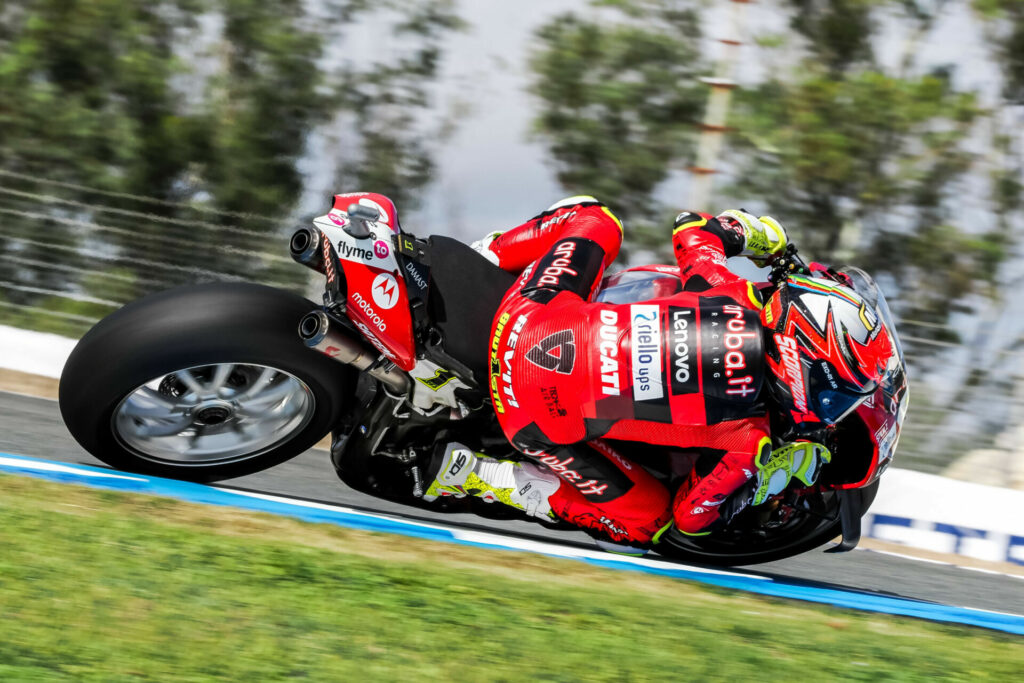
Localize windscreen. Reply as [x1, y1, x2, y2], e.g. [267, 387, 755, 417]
[594, 270, 681, 304]
[837, 266, 910, 430]
[837, 266, 905, 365]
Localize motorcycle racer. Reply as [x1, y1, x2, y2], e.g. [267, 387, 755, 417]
[421, 197, 897, 549]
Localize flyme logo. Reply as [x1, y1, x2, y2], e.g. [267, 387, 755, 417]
[337, 241, 376, 262]
[597, 309, 620, 396]
[351, 292, 387, 332]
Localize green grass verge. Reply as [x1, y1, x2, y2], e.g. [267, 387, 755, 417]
[0, 475, 1021, 681]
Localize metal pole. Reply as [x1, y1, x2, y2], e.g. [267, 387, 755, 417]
[688, 0, 750, 210]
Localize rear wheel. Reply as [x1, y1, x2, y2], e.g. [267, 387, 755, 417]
[60, 283, 355, 482]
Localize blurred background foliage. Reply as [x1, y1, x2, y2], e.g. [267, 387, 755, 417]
[527, 0, 1019, 345]
[0, 0, 461, 333]
[529, 1, 706, 252]
[1, 0, 1023, 478]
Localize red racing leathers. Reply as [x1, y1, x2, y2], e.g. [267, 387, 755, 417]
[486, 198, 772, 543]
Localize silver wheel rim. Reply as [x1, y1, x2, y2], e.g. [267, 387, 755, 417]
[113, 363, 315, 466]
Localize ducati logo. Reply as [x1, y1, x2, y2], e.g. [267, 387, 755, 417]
[526, 330, 576, 374]
[371, 273, 399, 310]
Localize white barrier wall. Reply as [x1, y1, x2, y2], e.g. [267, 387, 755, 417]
[0, 325, 77, 379]
[2, 325, 1022, 564]
[867, 469, 1024, 565]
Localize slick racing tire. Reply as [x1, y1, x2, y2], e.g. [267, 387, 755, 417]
[60, 283, 354, 482]
[656, 482, 879, 566]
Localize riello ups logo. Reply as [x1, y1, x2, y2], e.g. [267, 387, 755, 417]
[630, 304, 663, 401]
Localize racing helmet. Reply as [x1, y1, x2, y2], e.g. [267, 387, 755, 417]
[761, 271, 897, 429]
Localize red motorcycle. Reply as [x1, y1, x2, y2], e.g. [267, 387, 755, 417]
[59, 192, 908, 565]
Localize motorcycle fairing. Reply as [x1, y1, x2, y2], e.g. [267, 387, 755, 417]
[311, 192, 417, 370]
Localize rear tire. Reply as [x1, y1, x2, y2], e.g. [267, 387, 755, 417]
[59, 283, 355, 482]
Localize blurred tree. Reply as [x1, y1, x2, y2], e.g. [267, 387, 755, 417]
[786, 0, 878, 75]
[0, 0, 460, 332]
[528, 0, 706, 255]
[731, 1, 993, 337]
[337, 2, 463, 211]
[530, 0, 1000, 335]
[974, 0, 1024, 103]
[972, 0, 1024, 235]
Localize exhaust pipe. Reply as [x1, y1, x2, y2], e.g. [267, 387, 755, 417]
[299, 310, 410, 395]
[290, 227, 326, 274]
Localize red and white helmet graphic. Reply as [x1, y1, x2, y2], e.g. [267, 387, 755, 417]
[761, 273, 896, 427]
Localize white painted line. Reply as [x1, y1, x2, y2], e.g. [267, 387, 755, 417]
[225, 488, 764, 580]
[216, 487, 457, 533]
[0, 455, 146, 481]
[4, 452, 1024, 635]
[861, 547, 1024, 580]
[863, 549, 952, 566]
[960, 566, 1007, 577]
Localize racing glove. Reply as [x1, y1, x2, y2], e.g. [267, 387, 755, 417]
[717, 210, 788, 266]
[751, 440, 831, 506]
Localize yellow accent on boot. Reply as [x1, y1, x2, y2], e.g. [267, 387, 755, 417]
[651, 520, 674, 544]
[676, 528, 712, 537]
[459, 471, 523, 510]
[422, 477, 468, 500]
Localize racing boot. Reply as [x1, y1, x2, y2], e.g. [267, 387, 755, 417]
[421, 442, 561, 520]
[593, 519, 674, 557]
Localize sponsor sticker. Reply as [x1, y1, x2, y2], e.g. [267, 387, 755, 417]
[526, 330, 576, 374]
[535, 453, 609, 497]
[327, 210, 347, 227]
[415, 368, 457, 392]
[334, 240, 377, 263]
[522, 237, 605, 297]
[775, 333, 808, 412]
[490, 313, 528, 413]
[540, 385, 568, 418]
[630, 304, 663, 401]
[490, 312, 512, 414]
[597, 309, 620, 396]
[371, 273, 400, 310]
[404, 259, 428, 293]
[352, 319, 397, 360]
[351, 292, 387, 331]
[668, 306, 698, 395]
[448, 451, 468, 478]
